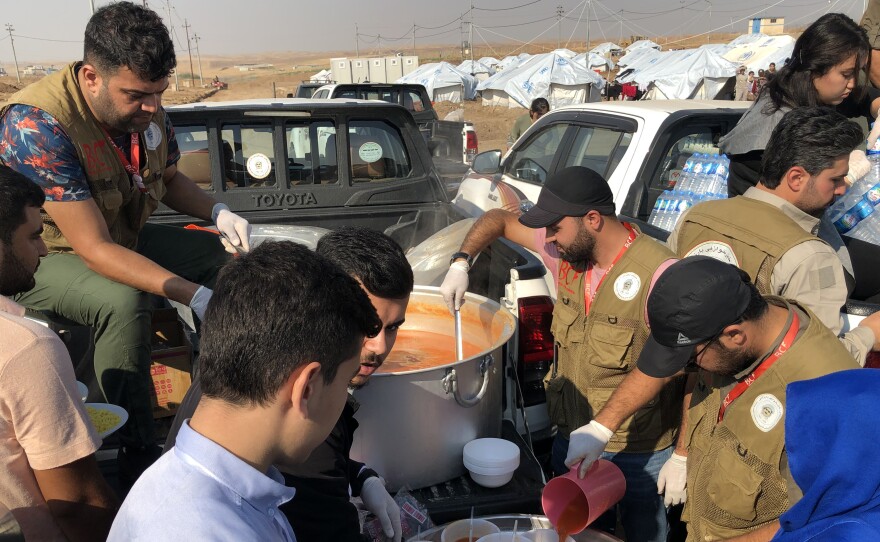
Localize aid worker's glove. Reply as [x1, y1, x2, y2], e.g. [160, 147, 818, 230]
[846, 150, 871, 186]
[189, 286, 213, 321]
[867, 122, 880, 152]
[360, 476, 402, 542]
[657, 452, 688, 507]
[212, 203, 251, 253]
[564, 420, 614, 478]
[440, 261, 470, 314]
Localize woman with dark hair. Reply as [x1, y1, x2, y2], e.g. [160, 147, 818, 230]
[720, 13, 880, 302]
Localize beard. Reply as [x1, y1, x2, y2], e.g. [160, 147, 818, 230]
[0, 248, 36, 296]
[708, 343, 759, 377]
[558, 223, 596, 264]
[348, 351, 384, 390]
[91, 88, 152, 134]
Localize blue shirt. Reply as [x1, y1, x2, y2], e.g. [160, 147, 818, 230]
[108, 421, 297, 541]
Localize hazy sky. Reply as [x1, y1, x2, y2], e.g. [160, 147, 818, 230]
[1, 0, 869, 64]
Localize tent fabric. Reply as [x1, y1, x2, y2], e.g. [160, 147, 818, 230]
[477, 52, 605, 108]
[395, 62, 478, 102]
[498, 55, 523, 71]
[572, 52, 615, 70]
[727, 32, 769, 47]
[625, 39, 661, 52]
[458, 60, 496, 75]
[619, 46, 738, 99]
[478, 57, 500, 69]
[552, 48, 578, 58]
[590, 42, 623, 56]
[310, 69, 332, 82]
[722, 34, 795, 72]
[617, 46, 663, 68]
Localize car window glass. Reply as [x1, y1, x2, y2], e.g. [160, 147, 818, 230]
[220, 122, 276, 188]
[314, 90, 328, 99]
[562, 126, 632, 179]
[652, 129, 719, 192]
[405, 90, 425, 112]
[285, 120, 338, 184]
[338, 90, 357, 99]
[504, 123, 568, 184]
[174, 123, 213, 191]
[348, 119, 412, 183]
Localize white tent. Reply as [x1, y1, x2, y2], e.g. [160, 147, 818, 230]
[310, 69, 332, 83]
[727, 33, 769, 47]
[625, 39, 662, 53]
[478, 56, 501, 69]
[617, 47, 665, 71]
[722, 34, 795, 72]
[590, 42, 623, 56]
[457, 60, 496, 82]
[396, 62, 478, 102]
[573, 52, 614, 70]
[620, 46, 739, 99]
[552, 48, 578, 58]
[478, 52, 605, 109]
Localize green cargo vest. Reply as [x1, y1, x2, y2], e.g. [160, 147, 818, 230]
[682, 299, 859, 541]
[546, 229, 684, 452]
[675, 197, 818, 293]
[3, 62, 170, 252]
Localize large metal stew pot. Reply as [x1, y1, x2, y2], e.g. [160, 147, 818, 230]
[351, 286, 515, 491]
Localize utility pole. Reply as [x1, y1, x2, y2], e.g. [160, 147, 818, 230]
[355, 24, 360, 58]
[5, 24, 19, 84]
[469, 3, 474, 64]
[412, 24, 416, 56]
[192, 33, 203, 86]
[182, 19, 195, 88]
[165, 1, 179, 90]
[585, 0, 591, 52]
[89, 0, 95, 14]
[556, 4, 564, 49]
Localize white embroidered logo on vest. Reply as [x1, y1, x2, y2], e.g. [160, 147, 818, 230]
[676, 332, 690, 344]
[750, 393, 784, 432]
[684, 240, 739, 267]
[613, 272, 641, 301]
[144, 121, 163, 150]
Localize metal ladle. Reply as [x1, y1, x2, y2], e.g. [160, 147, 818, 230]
[454, 307, 464, 361]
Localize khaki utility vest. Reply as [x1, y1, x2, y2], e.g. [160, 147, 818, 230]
[675, 197, 818, 293]
[3, 62, 170, 252]
[682, 299, 859, 541]
[547, 230, 683, 452]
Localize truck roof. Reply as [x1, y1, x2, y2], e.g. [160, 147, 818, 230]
[166, 98, 400, 111]
[548, 99, 750, 124]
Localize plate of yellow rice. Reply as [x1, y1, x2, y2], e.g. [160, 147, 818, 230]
[85, 403, 128, 439]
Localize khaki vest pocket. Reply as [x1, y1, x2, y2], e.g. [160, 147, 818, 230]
[707, 447, 763, 521]
[587, 321, 633, 370]
[92, 185, 124, 225]
[551, 301, 584, 345]
[545, 376, 568, 429]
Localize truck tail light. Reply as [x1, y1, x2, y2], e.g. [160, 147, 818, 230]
[466, 130, 478, 163]
[518, 296, 554, 365]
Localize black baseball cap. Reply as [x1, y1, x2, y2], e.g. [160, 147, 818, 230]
[519, 166, 616, 228]
[637, 256, 754, 378]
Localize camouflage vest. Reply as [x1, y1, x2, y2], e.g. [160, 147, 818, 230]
[682, 299, 859, 541]
[547, 229, 684, 452]
[3, 62, 170, 252]
[675, 196, 818, 293]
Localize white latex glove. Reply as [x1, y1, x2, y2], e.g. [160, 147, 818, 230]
[189, 286, 213, 321]
[564, 420, 614, 478]
[439, 261, 470, 314]
[868, 122, 880, 152]
[212, 203, 251, 253]
[360, 476, 402, 542]
[846, 149, 871, 186]
[657, 452, 688, 507]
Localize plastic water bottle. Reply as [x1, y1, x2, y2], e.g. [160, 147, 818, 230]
[648, 195, 667, 227]
[676, 153, 700, 194]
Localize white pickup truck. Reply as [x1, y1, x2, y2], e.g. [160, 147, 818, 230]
[452, 99, 880, 437]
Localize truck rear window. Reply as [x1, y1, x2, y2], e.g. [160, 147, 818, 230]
[285, 120, 338, 184]
[348, 120, 412, 183]
[221, 122, 277, 188]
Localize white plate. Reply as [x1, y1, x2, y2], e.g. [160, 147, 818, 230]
[85, 403, 128, 439]
[76, 381, 88, 402]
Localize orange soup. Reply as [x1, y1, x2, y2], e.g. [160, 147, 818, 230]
[379, 329, 483, 373]
[556, 492, 589, 540]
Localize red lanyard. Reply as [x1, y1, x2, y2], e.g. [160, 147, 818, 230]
[102, 128, 147, 193]
[584, 222, 637, 314]
[717, 312, 800, 422]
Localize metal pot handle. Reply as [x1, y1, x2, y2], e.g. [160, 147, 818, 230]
[441, 354, 494, 408]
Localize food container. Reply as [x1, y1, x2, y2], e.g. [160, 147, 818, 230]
[463, 438, 520, 488]
[440, 519, 501, 542]
[477, 534, 530, 542]
[412, 515, 622, 542]
[522, 529, 576, 542]
[351, 286, 516, 491]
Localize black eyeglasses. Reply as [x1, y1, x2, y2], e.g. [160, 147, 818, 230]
[684, 333, 720, 371]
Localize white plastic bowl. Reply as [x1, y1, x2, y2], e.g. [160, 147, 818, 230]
[441, 519, 501, 542]
[477, 533, 530, 542]
[463, 438, 520, 488]
[522, 529, 576, 542]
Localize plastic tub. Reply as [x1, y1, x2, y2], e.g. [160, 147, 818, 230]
[477, 534, 530, 542]
[463, 438, 520, 488]
[441, 519, 501, 542]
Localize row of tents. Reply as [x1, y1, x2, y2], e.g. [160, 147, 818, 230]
[318, 32, 793, 108]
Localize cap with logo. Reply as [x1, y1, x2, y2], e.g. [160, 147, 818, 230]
[518, 166, 616, 229]
[636, 256, 754, 378]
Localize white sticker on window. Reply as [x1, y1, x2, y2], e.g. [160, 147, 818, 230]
[358, 142, 383, 163]
[246, 153, 272, 179]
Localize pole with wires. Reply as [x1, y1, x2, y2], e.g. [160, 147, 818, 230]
[192, 33, 204, 87]
[5, 24, 19, 84]
[556, 4, 564, 49]
[469, 3, 474, 64]
[183, 19, 196, 88]
[586, 0, 591, 51]
[165, 1, 180, 90]
[412, 24, 416, 56]
[355, 24, 360, 58]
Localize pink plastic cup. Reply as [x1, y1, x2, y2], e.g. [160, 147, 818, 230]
[541, 459, 626, 536]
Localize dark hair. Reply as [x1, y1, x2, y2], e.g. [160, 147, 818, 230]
[199, 241, 381, 406]
[738, 281, 769, 323]
[83, 1, 176, 82]
[0, 166, 44, 245]
[763, 13, 870, 111]
[316, 227, 414, 299]
[530, 97, 550, 114]
[760, 106, 863, 188]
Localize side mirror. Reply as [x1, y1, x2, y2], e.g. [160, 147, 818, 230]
[472, 150, 502, 174]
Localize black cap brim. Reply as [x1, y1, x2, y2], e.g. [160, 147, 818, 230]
[636, 335, 695, 378]
[519, 205, 565, 228]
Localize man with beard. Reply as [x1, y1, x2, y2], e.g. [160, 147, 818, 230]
[564, 257, 861, 541]
[440, 166, 685, 542]
[669, 106, 880, 365]
[163, 227, 412, 542]
[0, 166, 118, 541]
[0, 2, 248, 483]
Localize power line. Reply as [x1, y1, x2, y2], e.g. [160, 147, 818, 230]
[473, 0, 542, 11]
[8, 34, 81, 43]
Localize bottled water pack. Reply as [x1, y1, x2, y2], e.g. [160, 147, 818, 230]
[649, 153, 730, 231]
[828, 143, 880, 244]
